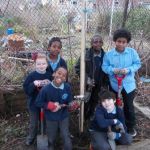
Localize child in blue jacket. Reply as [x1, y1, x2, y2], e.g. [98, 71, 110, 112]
[23, 53, 51, 145]
[89, 90, 132, 150]
[35, 67, 73, 150]
[102, 29, 141, 137]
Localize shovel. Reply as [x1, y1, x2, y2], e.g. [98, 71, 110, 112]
[108, 126, 116, 150]
[115, 75, 125, 107]
[37, 108, 48, 150]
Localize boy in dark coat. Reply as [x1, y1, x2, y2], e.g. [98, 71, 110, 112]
[35, 67, 75, 150]
[75, 34, 108, 119]
[89, 90, 132, 150]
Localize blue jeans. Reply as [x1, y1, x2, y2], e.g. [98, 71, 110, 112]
[46, 117, 72, 150]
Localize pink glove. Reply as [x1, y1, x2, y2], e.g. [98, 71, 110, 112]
[68, 101, 80, 112]
[47, 102, 57, 111]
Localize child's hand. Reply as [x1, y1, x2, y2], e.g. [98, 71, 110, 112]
[115, 123, 125, 133]
[68, 101, 80, 112]
[40, 79, 50, 86]
[107, 132, 116, 140]
[34, 80, 41, 87]
[120, 68, 129, 75]
[107, 132, 121, 140]
[113, 68, 120, 74]
[113, 119, 121, 125]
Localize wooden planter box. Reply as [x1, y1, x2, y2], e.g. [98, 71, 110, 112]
[0, 89, 27, 114]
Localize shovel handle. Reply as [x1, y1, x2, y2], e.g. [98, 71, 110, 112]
[40, 108, 44, 135]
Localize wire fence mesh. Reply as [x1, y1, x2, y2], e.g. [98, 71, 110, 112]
[0, 0, 149, 101]
[0, 0, 150, 149]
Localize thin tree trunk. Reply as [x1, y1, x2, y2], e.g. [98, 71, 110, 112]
[122, 0, 129, 28]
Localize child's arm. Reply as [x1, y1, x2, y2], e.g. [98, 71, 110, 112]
[23, 74, 36, 96]
[102, 53, 115, 76]
[95, 108, 116, 128]
[35, 87, 47, 108]
[123, 49, 141, 73]
[116, 108, 127, 132]
[35, 87, 61, 112]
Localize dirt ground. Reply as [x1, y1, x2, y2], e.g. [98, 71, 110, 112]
[0, 109, 150, 150]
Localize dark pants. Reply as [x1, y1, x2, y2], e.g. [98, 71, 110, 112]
[46, 117, 72, 150]
[90, 131, 132, 150]
[116, 133, 132, 145]
[111, 87, 136, 130]
[26, 110, 39, 142]
[90, 131, 111, 150]
[85, 85, 100, 120]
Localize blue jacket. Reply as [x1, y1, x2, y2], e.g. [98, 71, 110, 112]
[102, 47, 141, 93]
[35, 82, 72, 121]
[23, 71, 51, 111]
[89, 105, 127, 132]
[46, 56, 67, 77]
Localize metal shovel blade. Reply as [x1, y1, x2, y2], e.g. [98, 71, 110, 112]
[37, 108, 49, 150]
[37, 134, 48, 150]
[108, 139, 116, 150]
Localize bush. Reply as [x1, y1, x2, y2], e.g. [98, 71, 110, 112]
[126, 8, 150, 40]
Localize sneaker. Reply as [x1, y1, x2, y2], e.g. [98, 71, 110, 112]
[128, 128, 137, 137]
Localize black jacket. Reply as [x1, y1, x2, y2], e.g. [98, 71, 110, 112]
[75, 48, 109, 89]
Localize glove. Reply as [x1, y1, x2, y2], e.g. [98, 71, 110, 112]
[107, 132, 121, 140]
[52, 102, 61, 112]
[115, 123, 125, 133]
[47, 102, 61, 112]
[68, 101, 80, 112]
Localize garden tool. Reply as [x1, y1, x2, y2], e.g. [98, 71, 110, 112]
[115, 75, 125, 107]
[37, 108, 48, 150]
[108, 126, 116, 150]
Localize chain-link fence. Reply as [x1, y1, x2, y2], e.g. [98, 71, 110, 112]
[0, 1, 150, 149]
[0, 0, 150, 87]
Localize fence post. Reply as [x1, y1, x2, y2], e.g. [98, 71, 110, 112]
[79, 0, 87, 133]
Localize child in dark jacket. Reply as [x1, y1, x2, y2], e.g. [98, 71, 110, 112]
[89, 90, 132, 150]
[75, 34, 108, 119]
[23, 53, 51, 146]
[35, 67, 73, 150]
[46, 37, 67, 76]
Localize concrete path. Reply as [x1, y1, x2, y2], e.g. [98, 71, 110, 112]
[117, 139, 150, 150]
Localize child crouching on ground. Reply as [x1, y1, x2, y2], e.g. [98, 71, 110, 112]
[35, 67, 79, 150]
[89, 90, 132, 150]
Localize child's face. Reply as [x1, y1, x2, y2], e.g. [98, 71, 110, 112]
[35, 58, 48, 72]
[115, 37, 128, 52]
[92, 37, 103, 51]
[102, 98, 115, 112]
[47, 41, 61, 56]
[53, 68, 67, 86]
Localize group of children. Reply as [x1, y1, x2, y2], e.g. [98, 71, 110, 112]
[23, 28, 141, 150]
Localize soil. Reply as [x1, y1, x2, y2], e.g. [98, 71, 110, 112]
[0, 109, 150, 150]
